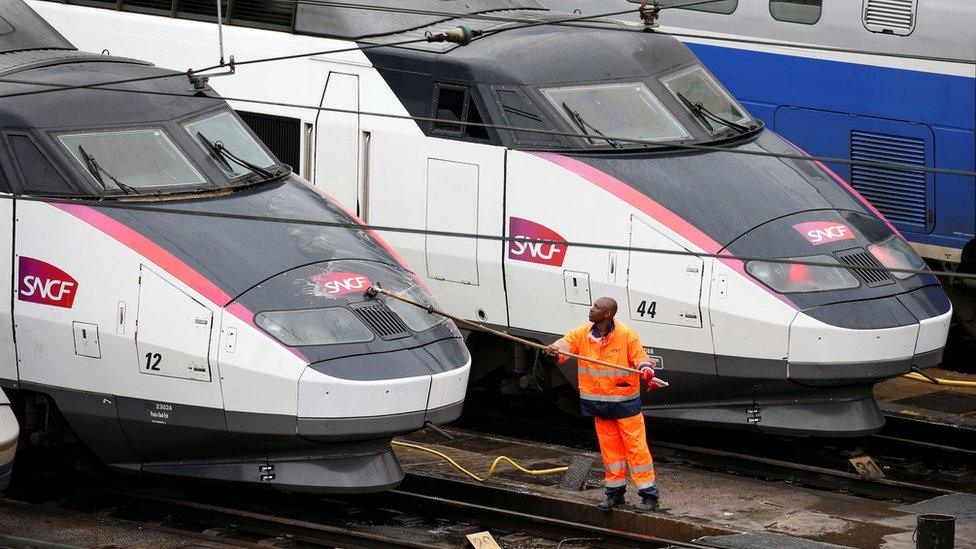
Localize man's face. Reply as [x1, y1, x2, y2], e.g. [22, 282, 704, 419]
[588, 299, 614, 323]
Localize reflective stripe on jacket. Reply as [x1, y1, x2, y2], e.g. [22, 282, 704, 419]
[555, 321, 652, 404]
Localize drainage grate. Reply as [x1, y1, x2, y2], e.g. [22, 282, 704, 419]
[834, 247, 894, 287]
[350, 302, 411, 340]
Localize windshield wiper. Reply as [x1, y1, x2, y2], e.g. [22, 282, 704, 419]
[196, 132, 274, 179]
[675, 92, 750, 134]
[560, 102, 621, 148]
[78, 145, 138, 195]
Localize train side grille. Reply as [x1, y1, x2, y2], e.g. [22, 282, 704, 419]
[863, 0, 917, 35]
[350, 302, 411, 341]
[834, 247, 894, 287]
[850, 130, 927, 229]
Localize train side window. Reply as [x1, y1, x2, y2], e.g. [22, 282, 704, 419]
[432, 84, 468, 138]
[431, 84, 490, 141]
[5, 133, 77, 196]
[770, 0, 822, 24]
[658, 0, 737, 14]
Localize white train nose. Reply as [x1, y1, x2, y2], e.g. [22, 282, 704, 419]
[295, 346, 470, 441]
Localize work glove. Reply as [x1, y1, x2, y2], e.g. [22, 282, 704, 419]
[640, 366, 655, 385]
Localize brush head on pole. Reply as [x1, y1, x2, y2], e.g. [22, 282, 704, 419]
[363, 282, 382, 300]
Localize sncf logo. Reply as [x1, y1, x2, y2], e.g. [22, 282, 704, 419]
[18, 257, 78, 308]
[310, 272, 372, 297]
[793, 222, 856, 246]
[508, 217, 568, 267]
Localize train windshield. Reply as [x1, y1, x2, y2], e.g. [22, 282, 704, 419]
[662, 65, 750, 134]
[541, 82, 690, 147]
[184, 111, 276, 179]
[59, 129, 205, 192]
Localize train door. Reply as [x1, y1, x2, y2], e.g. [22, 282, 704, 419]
[314, 72, 363, 214]
[625, 215, 716, 381]
[364, 85, 508, 326]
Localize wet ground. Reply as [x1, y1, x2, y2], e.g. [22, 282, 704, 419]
[875, 367, 976, 430]
[396, 427, 976, 549]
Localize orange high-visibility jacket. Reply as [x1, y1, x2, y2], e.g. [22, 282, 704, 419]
[555, 321, 653, 403]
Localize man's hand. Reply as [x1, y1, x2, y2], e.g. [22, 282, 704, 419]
[545, 343, 561, 357]
[640, 366, 655, 385]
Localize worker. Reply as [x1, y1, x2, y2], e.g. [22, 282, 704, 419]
[546, 296, 660, 512]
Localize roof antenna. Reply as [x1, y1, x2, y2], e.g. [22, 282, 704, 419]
[216, 0, 226, 66]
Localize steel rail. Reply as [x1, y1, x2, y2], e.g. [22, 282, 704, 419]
[457, 405, 965, 503]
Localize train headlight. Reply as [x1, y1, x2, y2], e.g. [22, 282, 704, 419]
[868, 236, 926, 280]
[383, 286, 447, 333]
[256, 308, 374, 346]
[746, 255, 860, 293]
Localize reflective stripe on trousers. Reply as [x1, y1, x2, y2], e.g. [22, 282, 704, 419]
[594, 413, 656, 493]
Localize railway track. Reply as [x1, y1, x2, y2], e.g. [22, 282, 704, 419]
[4, 462, 725, 549]
[458, 397, 975, 504]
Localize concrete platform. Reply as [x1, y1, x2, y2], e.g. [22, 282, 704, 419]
[875, 368, 976, 431]
[396, 427, 976, 549]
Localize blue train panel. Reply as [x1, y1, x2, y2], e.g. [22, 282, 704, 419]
[686, 43, 976, 258]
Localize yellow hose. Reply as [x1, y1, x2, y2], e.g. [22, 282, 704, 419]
[391, 440, 569, 483]
[901, 372, 976, 388]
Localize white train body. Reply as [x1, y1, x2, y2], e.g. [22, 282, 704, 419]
[1, 0, 469, 492]
[29, 0, 953, 435]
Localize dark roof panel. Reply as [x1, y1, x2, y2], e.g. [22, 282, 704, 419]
[0, 0, 74, 54]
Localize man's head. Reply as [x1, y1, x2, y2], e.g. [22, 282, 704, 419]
[588, 297, 618, 324]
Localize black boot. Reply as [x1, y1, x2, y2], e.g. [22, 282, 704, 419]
[635, 495, 659, 513]
[597, 492, 626, 511]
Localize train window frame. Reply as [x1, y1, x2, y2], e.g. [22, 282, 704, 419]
[57, 127, 207, 193]
[661, 64, 750, 135]
[491, 85, 563, 148]
[431, 83, 469, 139]
[769, 0, 822, 25]
[541, 82, 691, 147]
[655, 0, 738, 15]
[4, 131, 82, 197]
[183, 109, 278, 181]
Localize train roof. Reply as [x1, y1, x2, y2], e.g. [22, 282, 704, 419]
[0, 0, 73, 54]
[0, 1, 221, 129]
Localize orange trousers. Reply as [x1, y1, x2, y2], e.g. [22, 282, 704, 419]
[594, 413, 657, 494]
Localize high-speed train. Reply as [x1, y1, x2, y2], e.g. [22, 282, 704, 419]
[0, 0, 469, 492]
[31, 0, 953, 436]
[549, 0, 976, 337]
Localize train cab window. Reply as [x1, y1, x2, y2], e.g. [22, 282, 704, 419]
[431, 84, 490, 141]
[657, 0, 737, 14]
[58, 129, 205, 192]
[770, 0, 822, 24]
[662, 65, 749, 134]
[542, 82, 690, 146]
[494, 87, 562, 147]
[7, 134, 76, 196]
[185, 111, 276, 179]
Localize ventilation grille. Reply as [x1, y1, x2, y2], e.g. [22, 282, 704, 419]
[231, 0, 296, 28]
[351, 302, 411, 340]
[850, 130, 927, 228]
[177, 0, 227, 18]
[67, 0, 297, 30]
[834, 247, 894, 287]
[236, 110, 300, 172]
[863, 0, 916, 35]
[121, 0, 172, 11]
